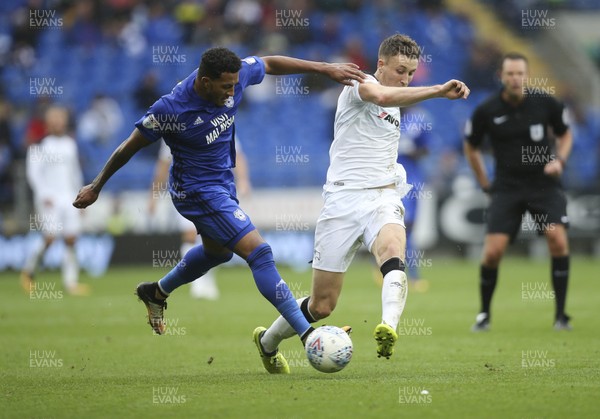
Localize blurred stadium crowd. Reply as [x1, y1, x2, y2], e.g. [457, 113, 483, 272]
[0, 0, 599, 227]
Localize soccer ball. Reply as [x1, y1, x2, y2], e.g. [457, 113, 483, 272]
[305, 325, 353, 373]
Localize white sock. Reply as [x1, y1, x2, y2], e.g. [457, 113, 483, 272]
[62, 245, 79, 289]
[190, 270, 219, 299]
[261, 297, 308, 353]
[23, 239, 46, 274]
[381, 270, 408, 330]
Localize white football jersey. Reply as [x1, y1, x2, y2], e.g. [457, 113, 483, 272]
[324, 75, 406, 192]
[26, 135, 83, 203]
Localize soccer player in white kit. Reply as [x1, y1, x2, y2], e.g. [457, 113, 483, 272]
[21, 106, 88, 296]
[255, 34, 470, 371]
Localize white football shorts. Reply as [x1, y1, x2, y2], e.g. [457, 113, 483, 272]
[312, 187, 406, 273]
[33, 197, 81, 237]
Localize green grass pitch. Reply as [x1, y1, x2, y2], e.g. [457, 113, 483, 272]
[1, 256, 599, 418]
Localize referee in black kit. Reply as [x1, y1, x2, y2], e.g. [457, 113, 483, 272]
[464, 52, 573, 332]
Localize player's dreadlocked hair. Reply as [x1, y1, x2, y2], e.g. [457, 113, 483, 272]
[199, 47, 242, 79]
[378, 34, 420, 62]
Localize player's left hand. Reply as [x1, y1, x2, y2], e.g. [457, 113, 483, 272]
[323, 63, 365, 86]
[440, 79, 470, 100]
[544, 159, 563, 177]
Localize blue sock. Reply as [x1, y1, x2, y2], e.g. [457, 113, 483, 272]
[247, 243, 311, 337]
[158, 246, 232, 294]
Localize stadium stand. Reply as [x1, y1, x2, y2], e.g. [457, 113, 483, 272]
[0, 0, 598, 211]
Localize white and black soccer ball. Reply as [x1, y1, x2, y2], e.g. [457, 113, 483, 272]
[305, 325, 353, 373]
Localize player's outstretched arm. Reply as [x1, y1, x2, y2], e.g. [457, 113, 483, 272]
[359, 79, 470, 107]
[73, 128, 151, 209]
[261, 56, 365, 86]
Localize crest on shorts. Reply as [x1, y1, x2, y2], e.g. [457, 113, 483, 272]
[233, 208, 247, 221]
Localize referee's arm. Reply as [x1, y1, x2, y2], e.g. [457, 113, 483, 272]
[464, 141, 491, 193]
[464, 112, 491, 193]
[544, 129, 573, 178]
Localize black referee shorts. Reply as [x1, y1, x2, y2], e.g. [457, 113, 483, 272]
[486, 181, 568, 241]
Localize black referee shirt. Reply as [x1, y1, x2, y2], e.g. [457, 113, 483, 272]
[465, 89, 569, 184]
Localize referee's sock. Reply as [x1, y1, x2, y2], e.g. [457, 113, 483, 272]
[480, 265, 498, 315]
[551, 256, 569, 319]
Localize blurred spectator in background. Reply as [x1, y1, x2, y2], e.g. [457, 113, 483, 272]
[185, 0, 227, 45]
[464, 41, 502, 91]
[63, 0, 103, 49]
[224, 0, 262, 34]
[0, 97, 14, 208]
[23, 96, 51, 149]
[134, 71, 160, 112]
[9, 0, 42, 70]
[341, 37, 370, 72]
[174, 0, 205, 44]
[78, 94, 124, 146]
[144, 0, 182, 45]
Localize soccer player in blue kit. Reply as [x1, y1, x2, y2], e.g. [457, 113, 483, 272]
[73, 47, 364, 372]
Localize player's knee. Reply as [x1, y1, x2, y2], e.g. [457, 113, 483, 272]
[246, 243, 273, 270]
[547, 231, 568, 256]
[482, 248, 503, 267]
[309, 298, 336, 320]
[377, 241, 403, 262]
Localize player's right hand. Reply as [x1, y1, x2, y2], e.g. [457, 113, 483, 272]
[73, 184, 99, 209]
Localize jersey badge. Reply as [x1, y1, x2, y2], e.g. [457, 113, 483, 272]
[233, 208, 247, 221]
[529, 124, 544, 141]
[493, 115, 508, 125]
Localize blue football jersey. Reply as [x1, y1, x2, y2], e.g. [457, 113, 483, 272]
[135, 56, 266, 196]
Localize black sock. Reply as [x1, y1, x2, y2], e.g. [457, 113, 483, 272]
[299, 298, 317, 345]
[480, 265, 498, 315]
[300, 326, 315, 343]
[155, 283, 168, 299]
[551, 256, 569, 319]
[300, 297, 316, 323]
